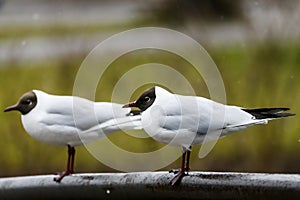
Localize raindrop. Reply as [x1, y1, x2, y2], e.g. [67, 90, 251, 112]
[32, 13, 40, 20]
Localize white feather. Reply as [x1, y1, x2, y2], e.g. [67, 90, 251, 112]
[21, 90, 141, 146]
[141, 87, 273, 147]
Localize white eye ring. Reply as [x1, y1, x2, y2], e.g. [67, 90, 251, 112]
[26, 99, 32, 105]
[144, 96, 150, 102]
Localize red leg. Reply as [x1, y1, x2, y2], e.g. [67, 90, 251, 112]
[170, 146, 192, 186]
[54, 145, 75, 183]
[170, 149, 187, 186]
[185, 146, 192, 172]
[69, 146, 75, 173]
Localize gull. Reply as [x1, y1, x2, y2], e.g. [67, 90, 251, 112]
[123, 86, 295, 186]
[4, 90, 141, 182]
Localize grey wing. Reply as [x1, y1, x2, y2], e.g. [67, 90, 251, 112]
[72, 101, 135, 132]
[159, 95, 226, 134]
[93, 102, 142, 132]
[159, 114, 212, 134]
[47, 100, 140, 134]
[40, 96, 103, 131]
[159, 96, 257, 135]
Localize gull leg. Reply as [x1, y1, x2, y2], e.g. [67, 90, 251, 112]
[69, 146, 75, 173]
[170, 146, 192, 186]
[170, 148, 187, 186]
[185, 146, 192, 172]
[54, 145, 75, 183]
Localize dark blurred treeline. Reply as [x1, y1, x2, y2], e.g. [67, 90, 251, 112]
[147, 0, 244, 24]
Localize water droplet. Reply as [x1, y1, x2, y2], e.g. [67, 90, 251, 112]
[32, 13, 40, 20]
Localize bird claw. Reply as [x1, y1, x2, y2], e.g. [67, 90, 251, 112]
[169, 169, 180, 174]
[53, 171, 71, 183]
[170, 170, 187, 186]
[169, 168, 189, 174]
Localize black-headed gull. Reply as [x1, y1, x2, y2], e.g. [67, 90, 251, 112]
[123, 86, 295, 186]
[4, 90, 141, 182]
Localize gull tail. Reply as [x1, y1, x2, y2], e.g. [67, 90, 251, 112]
[82, 115, 142, 136]
[98, 115, 142, 131]
[242, 108, 295, 119]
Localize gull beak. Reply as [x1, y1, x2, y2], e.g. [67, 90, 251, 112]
[123, 102, 137, 108]
[4, 104, 19, 112]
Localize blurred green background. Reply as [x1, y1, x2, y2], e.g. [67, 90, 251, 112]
[0, 0, 299, 177]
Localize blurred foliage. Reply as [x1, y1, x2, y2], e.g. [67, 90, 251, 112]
[0, 24, 117, 39]
[145, 0, 244, 25]
[0, 40, 299, 177]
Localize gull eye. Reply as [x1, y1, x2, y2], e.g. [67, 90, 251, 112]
[144, 96, 150, 103]
[25, 99, 32, 105]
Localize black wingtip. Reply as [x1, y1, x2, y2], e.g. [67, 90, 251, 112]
[243, 108, 295, 119]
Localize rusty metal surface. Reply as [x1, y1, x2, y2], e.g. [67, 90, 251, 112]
[0, 171, 299, 199]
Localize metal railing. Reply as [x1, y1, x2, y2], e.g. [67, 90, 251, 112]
[0, 171, 300, 199]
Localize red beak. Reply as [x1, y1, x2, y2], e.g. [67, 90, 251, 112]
[4, 104, 18, 112]
[122, 102, 137, 108]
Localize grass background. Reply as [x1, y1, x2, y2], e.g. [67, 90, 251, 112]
[0, 34, 299, 177]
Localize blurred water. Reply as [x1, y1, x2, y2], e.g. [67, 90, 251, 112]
[0, 0, 300, 64]
[0, 0, 142, 26]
